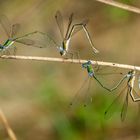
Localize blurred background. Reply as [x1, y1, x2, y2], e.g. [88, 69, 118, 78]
[0, 0, 140, 139]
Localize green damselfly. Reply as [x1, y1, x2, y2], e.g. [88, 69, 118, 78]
[41, 11, 99, 57]
[70, 61, 126, 107]
[0, 15, 44, 54]
[105, 70, 140, 121]
[56, 10, 99, 56]
[81, 61, 126, 92]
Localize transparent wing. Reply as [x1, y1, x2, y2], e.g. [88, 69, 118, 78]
[94, 65, 125, 74]
[69, 76, 91, 108]
[83, 78, 92, 107]
[15, 38, 46, 48]
[0, 15, 11, 38]
[104, 86, 126, 119]
[11, 24, 20, 38]
[94, 64, 108, 72]
[121, 89, 129, 121]
[15, 31, 59, 49]
[55, 10, 64, 39]
[65, 13, 74, 39]
[40, 32, 59, 48]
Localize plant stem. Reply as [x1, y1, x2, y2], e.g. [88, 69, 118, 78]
[95, 0, 140, 14]
[0, 109, 17, 140]
[0, 55, 139, 71]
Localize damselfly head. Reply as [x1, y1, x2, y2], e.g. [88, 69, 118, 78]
[127, 70, 135, 78]
[59, 46, 65, 56]
[59, 51, 63, 56]
[82, 60, 92, 68]
[0, 44, 4, 50]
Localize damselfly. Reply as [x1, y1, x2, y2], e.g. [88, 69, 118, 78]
[82, 61, 128, 92]
[104, 70, 140, 121]
[41, 11, 99, 57]
[0, 15, 44, 54]
[70, 61, 126, 107]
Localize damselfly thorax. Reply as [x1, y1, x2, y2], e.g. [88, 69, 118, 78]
[0, 39, 14, 51]
[59, 38, 70, 56]
[3, 39, 14, 48]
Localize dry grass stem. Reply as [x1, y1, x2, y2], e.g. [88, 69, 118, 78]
[0, 55, 140, 71]
[96, 0, 140, 14]
[0, 109, 17, 140]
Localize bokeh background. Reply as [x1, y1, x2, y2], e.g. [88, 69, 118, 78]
[0, 0, 140, 139]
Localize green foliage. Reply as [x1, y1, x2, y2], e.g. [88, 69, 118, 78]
[105, 7, 130, 22]
[118, 0, 137, 5]
[36, 79, 60, 106]
[104, 0, 137, 22]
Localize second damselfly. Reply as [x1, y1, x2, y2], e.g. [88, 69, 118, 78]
[0, 15, 46, 55]
[40, 11, 99, 58]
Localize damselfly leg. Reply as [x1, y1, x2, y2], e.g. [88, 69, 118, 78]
[67, 21, 99, 54]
